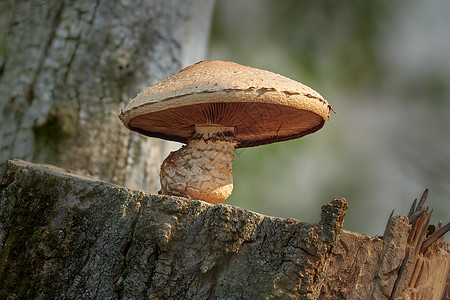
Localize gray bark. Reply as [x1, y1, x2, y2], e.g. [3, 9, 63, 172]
[0, 0, 215, 192]
[0, 159, 347, 299]
[1, 160, 449, 299]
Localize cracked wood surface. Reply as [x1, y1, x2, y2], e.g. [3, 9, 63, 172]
[319, 190, 450, 300]
[0, 0, 215, 192]
[1, 160, 448, 299]
[0, 160, 347, 299]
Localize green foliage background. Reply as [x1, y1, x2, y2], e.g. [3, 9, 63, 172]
[208, 0, 450, 238]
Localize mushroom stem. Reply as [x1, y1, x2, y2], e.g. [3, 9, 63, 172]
[160, 125, 237, 204]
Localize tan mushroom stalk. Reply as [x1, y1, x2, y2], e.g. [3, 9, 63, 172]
[160, 125, 237, 203]
[120, 60, 332, 204]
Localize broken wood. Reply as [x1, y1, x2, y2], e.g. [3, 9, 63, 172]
[0, 160, 448, 299]
[320, 189, 450, 300]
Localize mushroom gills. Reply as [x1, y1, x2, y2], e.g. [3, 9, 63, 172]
[160, 124, 237, 204]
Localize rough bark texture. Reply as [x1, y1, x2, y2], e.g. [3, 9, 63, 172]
[0, 0, 215, 192]
[0, 159, 347, 299]
[1, 160, 448, 300]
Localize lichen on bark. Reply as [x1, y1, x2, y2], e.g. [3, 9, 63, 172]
[2, 160, 448, 299]
[0, 160, 347, 299]
[0, 0, 215, 193]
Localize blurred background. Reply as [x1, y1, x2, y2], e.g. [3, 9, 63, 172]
[205, 0, 450, 238]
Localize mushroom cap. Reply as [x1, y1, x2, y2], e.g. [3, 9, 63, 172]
[120, 60, 331, 148]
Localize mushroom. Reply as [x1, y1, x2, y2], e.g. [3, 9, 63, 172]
[120, 60, 331, 204]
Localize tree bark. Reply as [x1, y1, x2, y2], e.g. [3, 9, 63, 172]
[1, 159, 448, 299]
[0, 0, 215, 192]
[0, 159, 347, 299]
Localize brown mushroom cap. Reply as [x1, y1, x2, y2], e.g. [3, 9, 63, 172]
[120, 60, 331, 148]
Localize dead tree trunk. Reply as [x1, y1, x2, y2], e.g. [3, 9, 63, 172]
[0, 160, 448, 299]
[320, 190, 450, 299]
[0, 0, 215, 192]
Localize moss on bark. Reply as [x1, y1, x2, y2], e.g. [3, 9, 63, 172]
[0, 160, 347, 299]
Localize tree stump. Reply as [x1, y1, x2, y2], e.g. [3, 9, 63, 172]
[0, 159, 448, 299]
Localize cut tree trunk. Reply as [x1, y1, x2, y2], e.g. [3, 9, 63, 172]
[0, 159, 347, 299]
[0, 160, 448, 299]
[0, 0, 215, 192]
